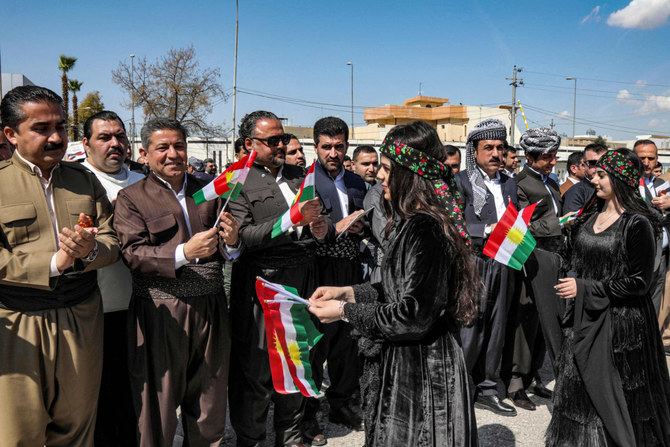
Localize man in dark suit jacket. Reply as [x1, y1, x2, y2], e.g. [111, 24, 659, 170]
[114, 118, 241, 447]
[303, 117, 367, 443]
[456, 118, 519, 417]
[227, 111, 328, 447]
[503, 128, 563, 412]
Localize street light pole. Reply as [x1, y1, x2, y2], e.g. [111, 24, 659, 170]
[566, 77, 577, 146]
[347, 62, 354, 137]
[130, 54, 135, 155]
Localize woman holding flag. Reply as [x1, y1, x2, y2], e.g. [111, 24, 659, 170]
[546, 149, 670, 446]
[308, 120, 480, 446]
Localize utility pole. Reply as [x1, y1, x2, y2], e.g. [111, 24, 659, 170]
[231, 0, 239, 164]
[550, 119, 555, 129]
[130, 54, 135, 155]
[506, 65, 523, 147]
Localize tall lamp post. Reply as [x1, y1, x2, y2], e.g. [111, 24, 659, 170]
[346, 62, 354, 137]
[566, 76, 577, 146]
[130, 54, 135, 155]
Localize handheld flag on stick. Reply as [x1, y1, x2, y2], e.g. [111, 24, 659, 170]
[559, 207, 583, 227]
[640, 177, 647, 201]
[194, 151, 257, 205]
[271, 163, 316, 238]
[656, 180, 670, 196]
[256, 277, 322, 397]
[483, 202, 538, 270]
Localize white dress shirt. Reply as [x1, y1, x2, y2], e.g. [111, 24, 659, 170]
[332, 168, 350, 218]
[478, 167, 506, 221]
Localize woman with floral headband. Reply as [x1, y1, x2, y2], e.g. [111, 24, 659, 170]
[308, 120, 480, 446]
[546, 148, 670, 446]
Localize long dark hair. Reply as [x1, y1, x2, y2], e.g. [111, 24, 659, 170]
[573, 148, 662, 236]
[382, 121, 479, 326]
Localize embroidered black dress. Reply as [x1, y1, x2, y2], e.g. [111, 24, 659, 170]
[545, 213, 670, 447]
[344, 214, 477, 447]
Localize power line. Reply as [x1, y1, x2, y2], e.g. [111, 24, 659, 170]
[523, 69, 670, 88]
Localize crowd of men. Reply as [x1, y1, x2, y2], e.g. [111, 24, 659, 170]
[2, 84, 670, 447]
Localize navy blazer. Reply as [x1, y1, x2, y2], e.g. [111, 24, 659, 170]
[455, 170, 518, 250]
[314, 160, 366, 223]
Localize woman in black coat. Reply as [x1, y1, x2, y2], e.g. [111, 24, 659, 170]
[309, 121, 480, 446]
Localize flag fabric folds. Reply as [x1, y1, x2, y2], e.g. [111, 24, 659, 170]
[193, 151, 257, 204]
[483, 202, 538, 270]
[256, 277, 322, 397]
[271, 162, 316, 238]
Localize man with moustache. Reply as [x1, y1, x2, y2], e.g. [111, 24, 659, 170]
[456, 119, 518, 417]
[0, 86, 120, 445]
[445, 145, 462, 174]
[114, 118, 240, 447]
[303, 117, 367, 444]
[80, 110, 144, 446]
[634, 139, 668, 316]
[227, 111, 328, 447]
[285, 134, 306, 167]
[204, 157, 217, 176]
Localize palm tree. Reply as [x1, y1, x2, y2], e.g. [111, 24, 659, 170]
[68, 80, 83, 141]
[58, 55, 77, 126]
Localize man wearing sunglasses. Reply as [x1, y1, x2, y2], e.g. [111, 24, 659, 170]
[562, 143, 608, 213]
[227, 110, 330, 447]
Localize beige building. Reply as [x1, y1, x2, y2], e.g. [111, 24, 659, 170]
[355, 96, 521, 144]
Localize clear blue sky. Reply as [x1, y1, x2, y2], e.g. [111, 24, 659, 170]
[2, 0, 670, 141]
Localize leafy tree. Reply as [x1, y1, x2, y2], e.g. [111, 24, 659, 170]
[112, 45, 227, 134]
[77, 91, 105, 128]
[594, 136, 608, 147]
[58, 55, 77, 123]
[68, 80, 83, 140]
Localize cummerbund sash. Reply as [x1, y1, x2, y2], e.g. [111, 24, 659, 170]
[0, 270, 97, 311]
[132, 261, 224, 300]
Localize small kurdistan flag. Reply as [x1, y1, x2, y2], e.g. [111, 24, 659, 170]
[256, 277, 322, 397]
[193, 151, 257, 204]
[271, 162, 316, 238]
[559, 207, 583, 227]
[483, 202, 538, 270]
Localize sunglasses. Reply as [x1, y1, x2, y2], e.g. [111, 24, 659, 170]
[251, 134, 292, 148]
[586, 160, 598, 167]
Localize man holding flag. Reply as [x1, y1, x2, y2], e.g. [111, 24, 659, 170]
[455, 118, 519, 416]
[227, 110, 330, 447]
[113, 118, 241, 446]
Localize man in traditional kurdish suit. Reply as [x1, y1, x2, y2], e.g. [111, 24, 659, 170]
[0, 85, 120, 446]
[503, 128, 562, 411]
[456, 119, 518, 417]
[114, 118, 241, 447]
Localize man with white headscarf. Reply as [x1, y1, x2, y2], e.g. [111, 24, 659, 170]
[456, 118, 519, 416]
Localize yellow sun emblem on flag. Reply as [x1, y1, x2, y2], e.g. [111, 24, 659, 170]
[505, 226, 525, 246]
[288, 342, 302, 366]
[273, 332, 284, 355]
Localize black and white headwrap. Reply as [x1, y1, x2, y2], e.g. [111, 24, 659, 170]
[519, 128, 561, 155]
[465, 118, 507, 217]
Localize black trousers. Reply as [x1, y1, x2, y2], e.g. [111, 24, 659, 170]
[460, 255, 515, 397]
[229, 259, 317, 447]
[95, 310, 136, 447]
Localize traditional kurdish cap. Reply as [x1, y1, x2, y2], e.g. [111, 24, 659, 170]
[465, 118, 507, 217]
[379, 137, 471, 245]
[519, 128, 561, 155]
[597, 149, 641, 190]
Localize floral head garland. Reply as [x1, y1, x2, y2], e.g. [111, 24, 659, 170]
[379, 138, 471, 245]
[597, 150, 641, 190]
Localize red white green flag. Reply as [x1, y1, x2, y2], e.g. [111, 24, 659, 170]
[271, 162, 316, 238]
[256, 277, 323, 397]
[193, 151, 257, 204]
[483, 202, 538, 270]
